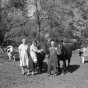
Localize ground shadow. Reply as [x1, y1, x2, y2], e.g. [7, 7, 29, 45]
[33, 62, 48, 75]
[67, 64, 80, 73]
[37, 63, 80, 74]
[84, 60, 88, 64]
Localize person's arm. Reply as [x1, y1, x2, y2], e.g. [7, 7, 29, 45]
[31, 45, 43, 53]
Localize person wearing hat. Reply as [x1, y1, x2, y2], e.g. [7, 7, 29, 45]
[47, 41, 58, 76]
[18, 38, 29, 75]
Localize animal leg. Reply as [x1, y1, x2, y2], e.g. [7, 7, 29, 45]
[68, 58, 71, 68]
[62, 60, 66, 74]
[58, 60, 61, 73]
[37, 60, 43, 73]
[9, 55, 11, 61]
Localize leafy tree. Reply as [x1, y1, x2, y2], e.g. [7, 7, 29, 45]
[1, 0, 88, 46]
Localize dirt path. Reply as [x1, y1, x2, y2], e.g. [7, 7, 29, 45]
[0, 53, 88, 88]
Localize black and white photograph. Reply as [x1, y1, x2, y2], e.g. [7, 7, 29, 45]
[0, 0, 88, 88]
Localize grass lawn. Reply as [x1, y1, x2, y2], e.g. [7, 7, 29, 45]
[0, 54, 29, 88]
[0, 52, 88, 88]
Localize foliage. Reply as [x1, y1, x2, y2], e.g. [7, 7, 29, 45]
[1, 0, 88, 46]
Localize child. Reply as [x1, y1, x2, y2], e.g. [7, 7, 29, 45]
[48, 41, 58, 76]
[79, 46, 86, 64]
[18, 39, 29, 75]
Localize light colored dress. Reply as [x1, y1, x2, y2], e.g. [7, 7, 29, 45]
[80, 47, 86, 64]
[81, 47, 86, 57]
[30, 44, 40, 63]
[18, 44, 29, 67]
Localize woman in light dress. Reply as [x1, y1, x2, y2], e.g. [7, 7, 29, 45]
[18, 38, 29, 75]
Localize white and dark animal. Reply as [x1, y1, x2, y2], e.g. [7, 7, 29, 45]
[6, 45, 16, 61]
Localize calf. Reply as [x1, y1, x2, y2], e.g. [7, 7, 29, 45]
[6, 45, 15, 61]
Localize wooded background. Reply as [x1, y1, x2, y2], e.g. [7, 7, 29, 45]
[0, 0, 88, 46]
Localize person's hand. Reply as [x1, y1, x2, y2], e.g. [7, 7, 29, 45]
[34, 59, 37, 63]
[38, 49, 43, 53]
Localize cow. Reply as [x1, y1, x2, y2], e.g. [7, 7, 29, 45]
[36, 50, 46, 73]
[57, 40, 81, 74]
[6, 45, 19, 62]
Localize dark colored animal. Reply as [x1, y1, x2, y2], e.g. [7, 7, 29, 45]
[36, 51, 46, 73]
[57, 41, 81, 74]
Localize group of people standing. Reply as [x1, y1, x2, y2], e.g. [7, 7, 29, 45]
[18, 39, 43, 75]
[18, 38, 62, 76]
